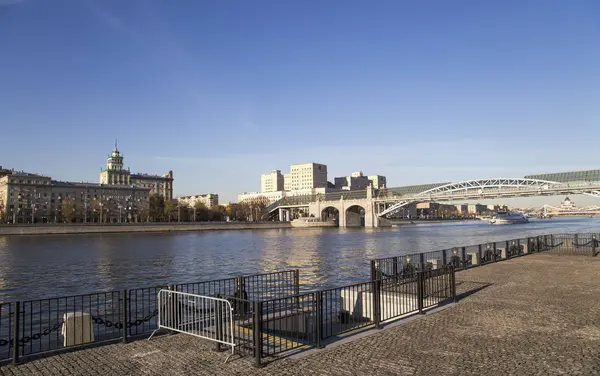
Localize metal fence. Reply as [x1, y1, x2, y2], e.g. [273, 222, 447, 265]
[371, 232, 599, 281]
[150, 290, 236, 361]
[0, 270, 300, 364]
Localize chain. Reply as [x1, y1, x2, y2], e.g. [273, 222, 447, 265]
[0, 309, 159, 347]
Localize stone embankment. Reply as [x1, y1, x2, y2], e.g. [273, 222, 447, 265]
[0, 222, 292, 236]
[2, 253, 599, 375]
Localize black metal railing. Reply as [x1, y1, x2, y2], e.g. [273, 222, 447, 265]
[371, 232, 599, 283]
[0, 270, 300, 364]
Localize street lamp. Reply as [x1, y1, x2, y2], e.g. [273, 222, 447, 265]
[81, 190, 88, 224]
[99, 201, 104, 223]
[118, 204, 123, 223]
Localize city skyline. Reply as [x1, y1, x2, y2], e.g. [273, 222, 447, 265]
[1, 1, 599, 202]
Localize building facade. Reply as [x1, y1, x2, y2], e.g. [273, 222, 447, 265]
[178, 194, 219, 208]
[284, 163, 328, 191]
[100, 144, 174, 200]
[0, 171, 150, 223]
[260, 170, 285, 193]
[367, 175, 387, 189]
[333, 172, 387, 191]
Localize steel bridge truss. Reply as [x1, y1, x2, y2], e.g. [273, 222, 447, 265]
[376, 178, 600, 218]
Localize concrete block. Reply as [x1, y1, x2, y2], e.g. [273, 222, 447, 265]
[62, 312, 94, 347]
[427, 259, 442, 270]
[467, 252, 479, 266]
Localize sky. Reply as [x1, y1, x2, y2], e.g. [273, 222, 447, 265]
[1, 0, 599, 204]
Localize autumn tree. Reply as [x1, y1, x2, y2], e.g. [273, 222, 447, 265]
[61, 197, 79, 223]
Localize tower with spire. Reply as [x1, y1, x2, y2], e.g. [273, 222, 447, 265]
[100, 140, 131, 185]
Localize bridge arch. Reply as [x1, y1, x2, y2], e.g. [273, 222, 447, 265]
[345, 204, 366, 227]
[321, 206, 339, 222]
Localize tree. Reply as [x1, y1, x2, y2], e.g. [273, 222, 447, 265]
[0, 200, 5, 223]
[61, 197, 79, 223]
[191, 202, 209, 221]
[164, 199, 177, 222]
[149, 194, 165, 222]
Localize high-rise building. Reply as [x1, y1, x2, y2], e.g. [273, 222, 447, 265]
[260, 170, 284, 193]
[283, 163, 328, 191]
[99, 142, 174, 200]
[333, 172, 387, 190]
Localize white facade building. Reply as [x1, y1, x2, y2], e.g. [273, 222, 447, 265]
[284, 163, 328, 191]
[178, 194, 219, 208]
[260, 170, 284, 193]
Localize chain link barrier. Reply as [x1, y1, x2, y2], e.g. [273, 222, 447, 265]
[0, 309, 159, 348]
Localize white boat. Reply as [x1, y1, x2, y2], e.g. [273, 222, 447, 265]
[291, 217, 337, 228]
[489, 211, 529, 225]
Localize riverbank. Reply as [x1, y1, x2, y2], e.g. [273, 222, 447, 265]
[2, 253, 598, 375]
[0, 222, 292, 236]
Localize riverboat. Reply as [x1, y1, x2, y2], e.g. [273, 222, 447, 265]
[291, 217, 337, 228]
[489, 211, 529, 225]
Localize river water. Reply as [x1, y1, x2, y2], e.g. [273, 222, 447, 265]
[1, 217, 599, 302]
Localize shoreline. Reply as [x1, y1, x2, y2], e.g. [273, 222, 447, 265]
[0, 222, 292, 236]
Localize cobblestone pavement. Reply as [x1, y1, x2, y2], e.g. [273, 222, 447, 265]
[2, 253, 600, 376]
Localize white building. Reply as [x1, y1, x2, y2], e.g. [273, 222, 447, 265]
[367, 175, 387, 189]
[260, 169, 284, 193]
[178, 193, 219, 208]
[284, 163, 328, 191]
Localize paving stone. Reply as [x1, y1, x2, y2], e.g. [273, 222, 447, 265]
[2, 253, 600, 375]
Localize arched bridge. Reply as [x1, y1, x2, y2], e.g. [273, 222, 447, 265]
[268, 176, 600, 226]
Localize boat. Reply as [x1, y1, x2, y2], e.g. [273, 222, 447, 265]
[489, 211, 529, 225]
[291, 217, 337, 228]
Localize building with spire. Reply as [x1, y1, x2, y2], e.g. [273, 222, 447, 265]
[99, 142, 174, 201]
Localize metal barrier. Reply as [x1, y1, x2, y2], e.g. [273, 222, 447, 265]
[149, 290, 236, 362]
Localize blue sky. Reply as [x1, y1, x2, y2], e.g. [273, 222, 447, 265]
[1, 0, 599, 203]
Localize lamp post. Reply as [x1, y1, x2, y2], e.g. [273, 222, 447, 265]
[193, 206, 196, 222]
[178, 205, 181, 223]
[56, 195, 62, 223]
[17, 192, 22, 224]
[31, 189, 37, 224]
[82, 189, 88, 224]
[118, 204, 123, 223]
[99, 202, 104, 223]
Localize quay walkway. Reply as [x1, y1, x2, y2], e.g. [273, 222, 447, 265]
[2, 253, 600, 375]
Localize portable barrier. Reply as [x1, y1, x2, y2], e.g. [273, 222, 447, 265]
[149, 290, 236, 362]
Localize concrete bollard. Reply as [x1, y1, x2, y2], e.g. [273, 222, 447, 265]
[499, 248, 507, 259]
[427, 259, 442, 270]
[467, 252, 479, 266]
[62, 312, 94, 347]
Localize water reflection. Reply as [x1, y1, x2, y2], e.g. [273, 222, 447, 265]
[0, 217, 598, 301]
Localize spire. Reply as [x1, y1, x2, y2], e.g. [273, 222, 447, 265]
[114, 138, 118, 152]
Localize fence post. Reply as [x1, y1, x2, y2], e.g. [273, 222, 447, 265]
[419, 253, 425, 270]
[450, 266, 456, 302]
[253, 301, 263, 367]
[372, 279, 381, 329]
[213, 295, 223, 352]
[461, 247, 467, 268]
[370, 260, 377, 281]
[593, 235, 597, 255]
[492, 243, 497, 262]
[392, 257, 399, 277]
[12, 301, 20, 365]
[122, 289, 128, 344]
[417, 272, 424, 314]
[315, 291, 323, 348]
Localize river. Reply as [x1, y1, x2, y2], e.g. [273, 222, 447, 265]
[0, 217, 598, 302]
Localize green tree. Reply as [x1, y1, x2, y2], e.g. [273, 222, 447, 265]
[193, 202, 210, 221]
[164, 199, 177, 222]
[149, 194, 165, 222]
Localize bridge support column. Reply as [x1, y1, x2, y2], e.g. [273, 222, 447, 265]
[339, 197, 346, 228]
[278, 208, 284, 222]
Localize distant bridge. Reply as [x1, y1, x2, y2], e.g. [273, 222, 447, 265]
[268, 173, 600, 227]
